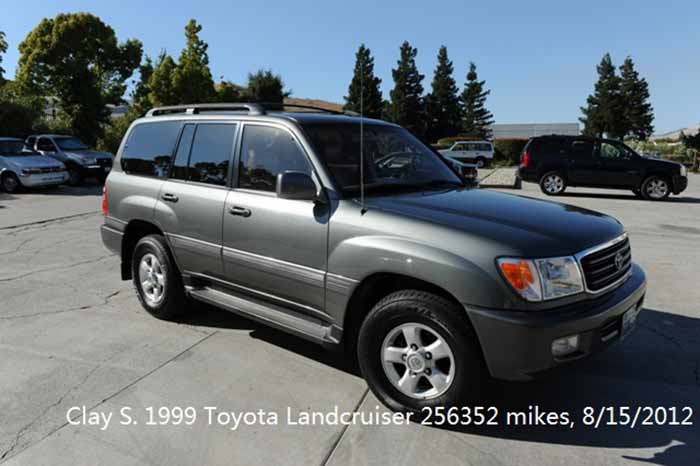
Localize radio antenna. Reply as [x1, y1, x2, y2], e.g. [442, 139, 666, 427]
[360, 55, 366, 214]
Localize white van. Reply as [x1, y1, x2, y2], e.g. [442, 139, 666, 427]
[439, 140, 494, 167]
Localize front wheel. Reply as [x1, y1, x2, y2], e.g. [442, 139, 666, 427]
[475, 157, 487, 168]
[1, 172, 21, 193]
[641, 175, 670, 201]
[132, 234, 188, 319]
[357, 290, 488, 417]
[67, 167, 82, 186]
[539, 171, 566, 195]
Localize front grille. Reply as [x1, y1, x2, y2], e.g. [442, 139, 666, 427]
[579, 236, 632, 292]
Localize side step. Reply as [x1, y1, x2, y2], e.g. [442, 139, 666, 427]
[187, 287, 342, 347]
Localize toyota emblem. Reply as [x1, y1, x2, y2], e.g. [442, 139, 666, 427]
[614, 251, 625, 270]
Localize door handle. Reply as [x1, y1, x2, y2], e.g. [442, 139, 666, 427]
[161, 193, 179, 203]
[229, 206, 251, 217]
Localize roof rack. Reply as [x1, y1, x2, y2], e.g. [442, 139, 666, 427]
[145, 103, 266, 117]
[264, 103, 347, 115]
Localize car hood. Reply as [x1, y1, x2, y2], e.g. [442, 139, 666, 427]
[643, 157, 682, 171]
[66, 150, 113, 160]
[364, 188, 624, 257]
[1, 155, 65, 169]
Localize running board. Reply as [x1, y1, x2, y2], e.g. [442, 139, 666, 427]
[187, 286, 342, 346]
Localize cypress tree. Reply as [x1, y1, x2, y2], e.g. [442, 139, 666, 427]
[148, 52, 178, 107]
[130, 56, 154, 116]
[580, 54, 626, 139]
[246, 69, 288, 104]
[460, 62, 494, 139]
[172, 19, 216, 104]
[620, 56, 654, 140]
[386, 41, 426, 136]
[426, 46, 461, 142]
[344, 44, 383, 118]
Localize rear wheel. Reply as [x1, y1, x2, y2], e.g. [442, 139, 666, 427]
[475, 157, 487, 168]
[1, 172, 21, 193]
[357, 290, 487, 417]
[132, 234, 188, 319]
[641, 175, 670, 201]
[539, 171, 566, 195]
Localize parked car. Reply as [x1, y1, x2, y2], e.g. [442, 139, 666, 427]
[101, 104, 646, 415]
[0, 137, 68, 193]
[439, 140, 494, 167]
[24, 134, 114, 186]
[518, 135, 688, 200]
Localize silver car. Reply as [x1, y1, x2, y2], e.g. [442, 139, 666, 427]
[0, 137, 68, 193]
[25, 134, 114, 186]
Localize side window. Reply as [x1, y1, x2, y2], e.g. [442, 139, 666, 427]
[599, 142, 623, 160]
[171, 124, 195, 180]
[37, 138, 56, 152]
[239, 125, 311, 192]
[535, 139, 565, 156]
[465, 143, 477, 152]
[25, 137, 37, 151]
[121, 121, 181, 177]
[187, 123, 236, 186]
[452, 143, 467, 151]
[569, 139, 593, 158]
[478, 143, 492, 151]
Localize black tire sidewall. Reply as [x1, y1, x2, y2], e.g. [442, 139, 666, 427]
[358, 291, 487, 417]
[539, 171, 566, 195]
[1, 173, 21, 193]
[132, 235, 185, 319]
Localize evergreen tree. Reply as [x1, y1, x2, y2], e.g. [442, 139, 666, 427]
[172, 19, 216, 104]
[386, 41, 426, 136]
[216, 80, 245, 102]
[620, 56, 654, 140]
[0, 31, 7, 84]
[148, 52, 178, 106]
[246, 69, 288, 104]
[460, 62, 494, 139]
[580, 54, 626, 139]
[426, 46, 461, 142]
[343, 44, 383, 118]
[129, 56, 154, 116]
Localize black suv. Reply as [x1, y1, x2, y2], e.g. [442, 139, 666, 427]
[518, 135, 688, 200]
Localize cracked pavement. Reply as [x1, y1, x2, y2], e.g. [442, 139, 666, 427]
[0, 178, 699, 465]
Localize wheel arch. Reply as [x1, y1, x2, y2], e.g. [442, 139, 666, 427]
[120, 220, 165, 279]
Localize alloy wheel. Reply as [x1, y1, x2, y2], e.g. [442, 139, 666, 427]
[381, 323, 455, 400]
[138, 253, 166, 306]
[543, 174, 564, 194]
[645, 178, 668, 199]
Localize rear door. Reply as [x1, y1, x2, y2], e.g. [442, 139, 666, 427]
[565, 138, 598, 185]
[221, 122, 329, 315]
[155, 122, 238, 278]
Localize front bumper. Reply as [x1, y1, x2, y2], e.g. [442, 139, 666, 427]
[81, 163, 112, 178]
[19, 171, 69, 187]
[672, 175, 688, 194]
[466, 263, 647, 381]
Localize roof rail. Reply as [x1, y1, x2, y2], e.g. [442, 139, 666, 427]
[263, 103, 346, 115]
[145, 103, 266, 117]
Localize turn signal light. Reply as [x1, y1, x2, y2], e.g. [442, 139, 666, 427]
[497, 258, 542, 301]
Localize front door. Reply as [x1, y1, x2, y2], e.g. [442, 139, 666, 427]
[222, 123, 329, 315]
[596, 141, 644, 188]
[156, 122, 238, 278]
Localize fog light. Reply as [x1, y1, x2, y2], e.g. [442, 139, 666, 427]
[552, 334, 580, 357]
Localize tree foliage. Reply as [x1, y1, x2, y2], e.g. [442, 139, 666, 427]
[216, 80, 245, 102]
[460, 62, 494, 139]
[15, 13, 142, 145]
[0, 31, 7, 84]
[386, 41, 426, 136]
[426, 46, 461, 142]
[129, 56, 154, 116]
[246, 69, 289, 104]
[344, 44, 383, 118]
[172, 19, 216, 104]
[580, 54, 626, 139]
[619, 56, 654, 140]
[148, 52, 178, 107]
[0, 82, 45, 137]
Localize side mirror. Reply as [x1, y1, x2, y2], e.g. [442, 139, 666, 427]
[276, 171, 319, 201]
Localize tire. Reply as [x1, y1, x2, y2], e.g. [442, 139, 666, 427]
[1, 172, 21, 193]
[640, 175, 670, 201]
[539, 171, 566, 195]
[475, 157, 487, 168]
[66, 166, 82, 186]
[357, 290, 488, 417]
[132, 234, 188, 320]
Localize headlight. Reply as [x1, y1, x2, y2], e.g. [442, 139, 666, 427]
[83, 158, 97, 165]
[498, 256, 584, 302]
[21, 168, 41, 175]
[680, 164, 687, 177]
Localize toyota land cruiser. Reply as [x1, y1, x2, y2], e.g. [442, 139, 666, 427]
[101, 103, 647, 414]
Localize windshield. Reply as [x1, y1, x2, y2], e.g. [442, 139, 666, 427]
[54, 137, 89, 151]
[302, 123, 462, 196]
[0, 140, 28, 155]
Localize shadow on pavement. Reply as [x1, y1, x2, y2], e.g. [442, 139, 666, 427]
[0, 181, 103, 198]
[180, 304, 699, 465]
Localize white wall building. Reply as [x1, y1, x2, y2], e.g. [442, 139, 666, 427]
[490, 123, 579, 139]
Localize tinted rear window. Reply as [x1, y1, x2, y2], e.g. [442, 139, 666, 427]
[121, 121, 181, 177]
[530, 138, 567, 156]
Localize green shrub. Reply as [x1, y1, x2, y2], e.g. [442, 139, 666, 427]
[493, 138, 528, 166]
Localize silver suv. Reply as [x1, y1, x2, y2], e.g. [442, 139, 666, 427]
[101, 103, 647, 414]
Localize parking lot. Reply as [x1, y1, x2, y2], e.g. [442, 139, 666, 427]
[1, 177, 699, 466]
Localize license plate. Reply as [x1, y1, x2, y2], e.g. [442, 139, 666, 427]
[622, 306, 641, 337]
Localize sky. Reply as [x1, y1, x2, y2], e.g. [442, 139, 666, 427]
[2, 0, 699, 134]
